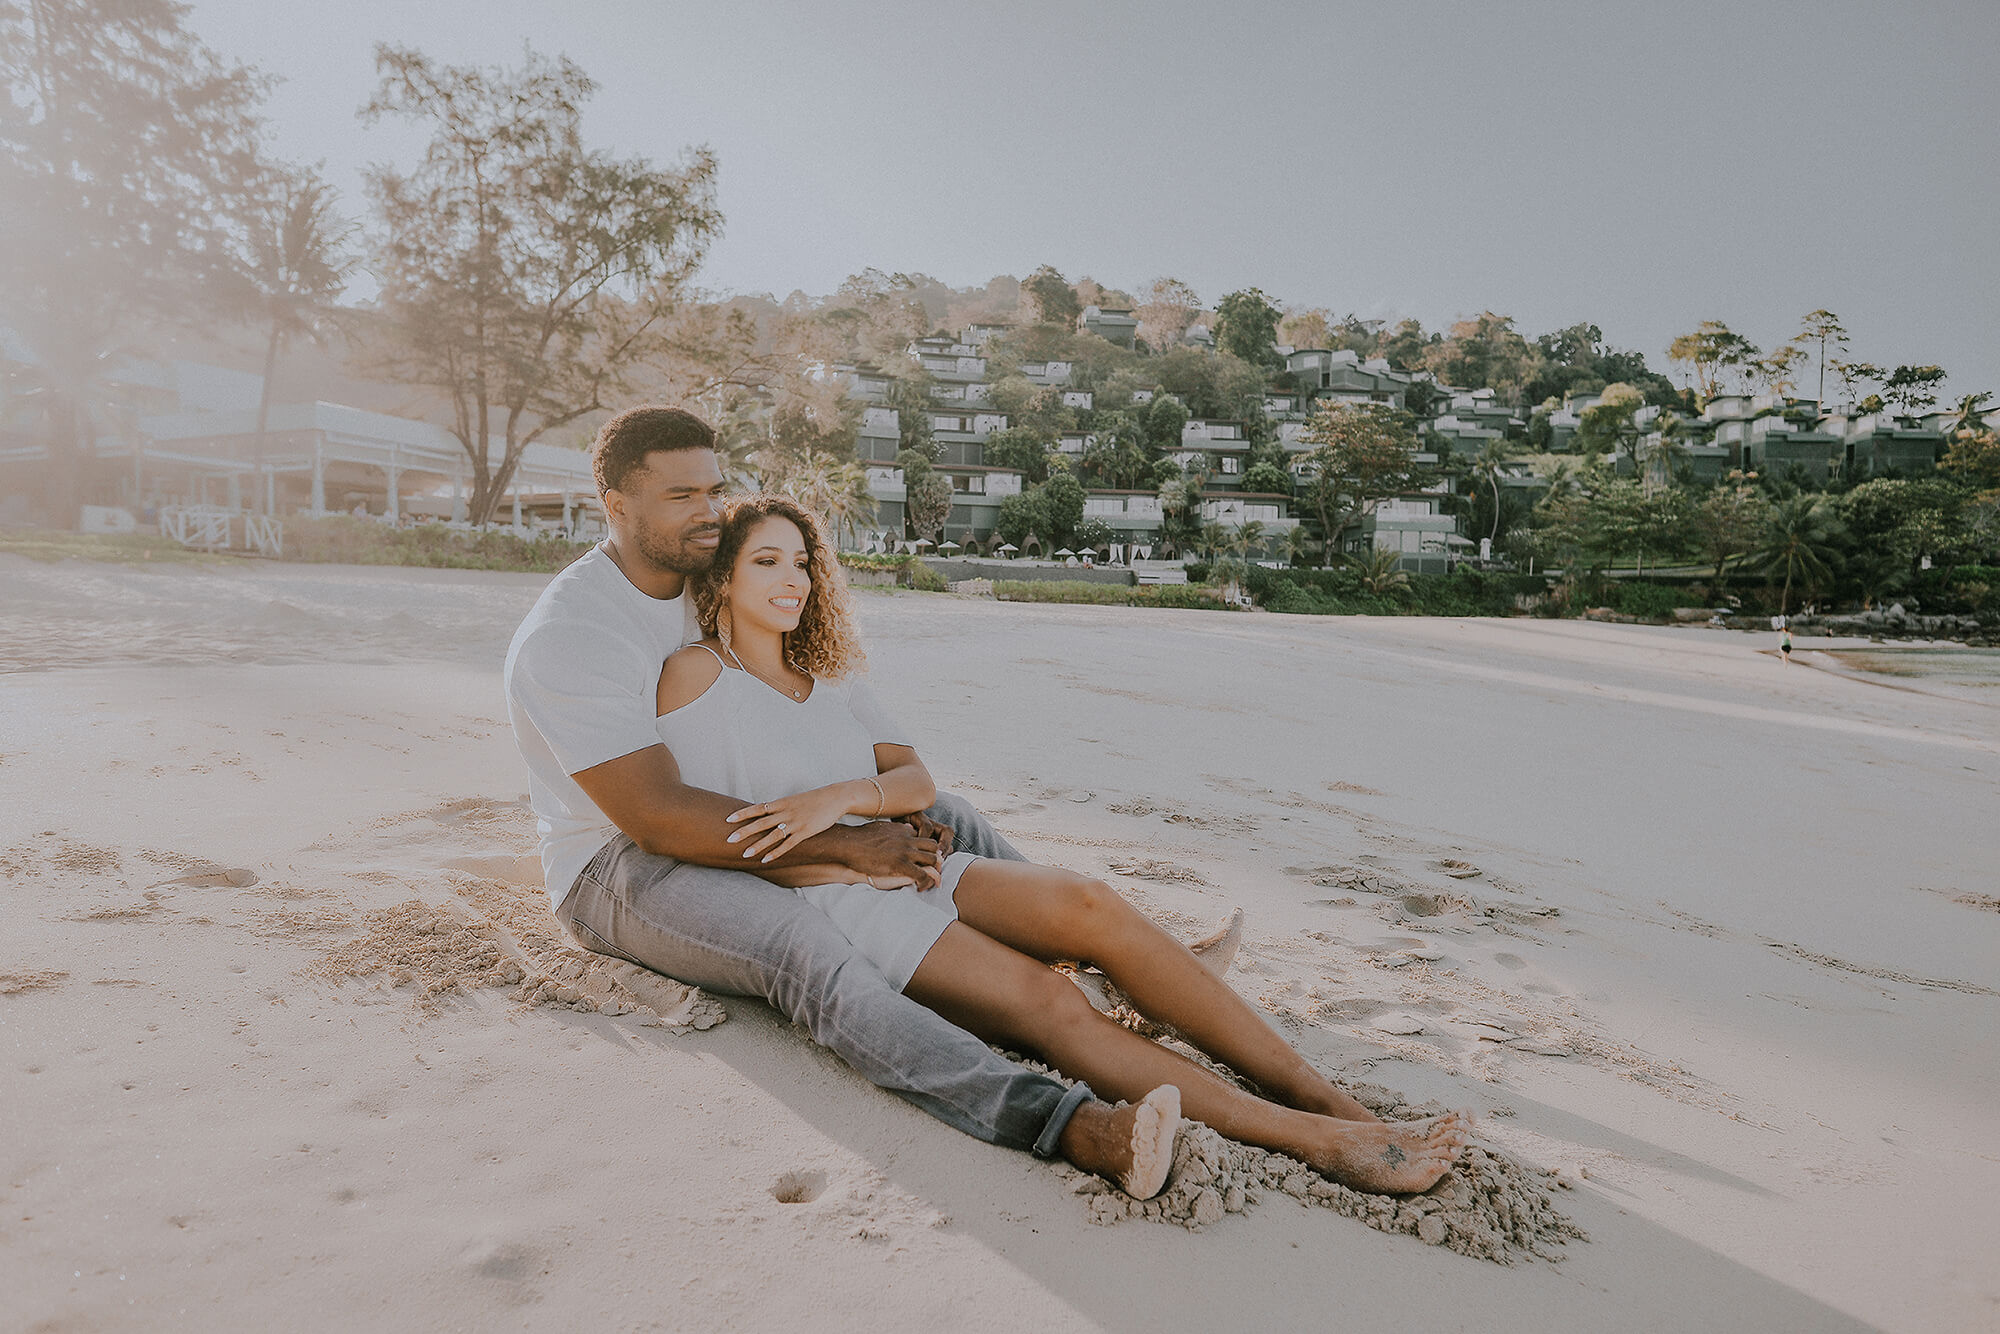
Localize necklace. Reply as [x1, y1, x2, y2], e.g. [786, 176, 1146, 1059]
[725, 647, 806, 700]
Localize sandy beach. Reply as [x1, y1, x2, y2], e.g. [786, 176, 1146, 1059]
[4, 554, 1995, 1332]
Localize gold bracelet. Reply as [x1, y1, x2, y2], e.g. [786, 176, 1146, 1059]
[866, 777, 885, 818]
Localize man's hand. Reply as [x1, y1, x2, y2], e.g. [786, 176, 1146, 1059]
[897, 810, 955, 858]
[826, 819, 945, 890]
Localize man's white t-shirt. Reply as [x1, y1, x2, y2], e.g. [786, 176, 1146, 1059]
[503, 544, 700, 911]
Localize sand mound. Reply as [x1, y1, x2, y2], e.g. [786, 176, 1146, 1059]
[309, 873, 724, 1030]
[1073, 1122, 1584, 1263]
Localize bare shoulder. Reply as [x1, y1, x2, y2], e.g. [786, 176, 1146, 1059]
[656, 641, 726, 716]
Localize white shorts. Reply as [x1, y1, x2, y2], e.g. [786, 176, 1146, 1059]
[791, 850, 981, 991]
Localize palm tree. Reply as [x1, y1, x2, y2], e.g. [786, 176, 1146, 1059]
[1753, 494, 1845, 614]
[1232, 519, 1268, 561]
[1282, 523, 1315, 568]
[760, 448, 875, 549]
[239, 166, 359, 473]
[1946, 391, 1994, 443]
[1156, 475, 1204, 557]
[1470, 441, 1515, 544]
[1346, 544, 1412, 598]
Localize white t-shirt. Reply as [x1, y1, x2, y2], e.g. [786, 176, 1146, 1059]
[503, 544, 700, 910]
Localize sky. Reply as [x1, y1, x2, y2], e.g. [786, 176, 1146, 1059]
[187, 0, 1999, 401]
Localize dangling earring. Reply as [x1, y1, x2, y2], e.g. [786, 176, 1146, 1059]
[716, 594, 734, 658]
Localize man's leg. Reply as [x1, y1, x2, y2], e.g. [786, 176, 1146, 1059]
[557, 835, 1089, 1155]
[927, 790, 1027, 862]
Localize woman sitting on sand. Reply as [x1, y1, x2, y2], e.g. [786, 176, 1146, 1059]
[653, 493, 1469, 1200]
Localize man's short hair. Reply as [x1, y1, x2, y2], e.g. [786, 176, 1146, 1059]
[591, 406, 717, 496]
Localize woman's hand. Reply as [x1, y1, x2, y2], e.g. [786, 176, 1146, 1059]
[725, 783, 865, 864]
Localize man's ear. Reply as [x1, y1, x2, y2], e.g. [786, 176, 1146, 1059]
[601, 489, 624, 522]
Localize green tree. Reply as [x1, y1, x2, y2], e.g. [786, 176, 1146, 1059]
[994, 488, 1045, 548]
[1022, 265, 1080, 326]
[896, 448, 954, 545]
[1830, 359, 1886, 410]
[0, 0, 267, 525]
[984, 425, 1055, 485]
[1574, 383, 1648, 473]
[1239, 460, 1293, 495]
[1144, 394, 1190, 453]
[1346, 545, 1412, 598]
[884, 371, 938, 461]
[1667, 320, 1759, 401]
[1378, 318, 1436, 372]
[1755, 494, 1846, 613]
[1156, 474, 1206, 557]
[1295, 402, 1423, 553]
[1690, 474, 1770, 592]
[1939, 394, 2000, 493]
[1040, 467, 1087, 549]
[1213, 288, 1284, 370]
[363, 44, 720, 525]
[1424, 312, 1540, 400]
[1882, 365, 1947, 415]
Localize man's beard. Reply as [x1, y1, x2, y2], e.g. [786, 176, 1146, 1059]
[630, 515, 719, 575]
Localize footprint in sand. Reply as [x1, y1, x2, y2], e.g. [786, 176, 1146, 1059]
[770, 1169, 829, 1204]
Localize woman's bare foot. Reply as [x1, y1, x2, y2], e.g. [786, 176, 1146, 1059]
[1303, 1110, 1470, 1194]
[1058, 1085, 1183, 1200]
[1189, 907, 1245, 975]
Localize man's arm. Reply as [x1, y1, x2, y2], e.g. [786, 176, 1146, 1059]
[571, 743, 944, 887]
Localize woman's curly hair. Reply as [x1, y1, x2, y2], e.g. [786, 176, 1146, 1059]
[693, 493, 866, 680]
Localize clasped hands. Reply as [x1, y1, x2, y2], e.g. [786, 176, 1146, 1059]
[726, 789, 953, 891]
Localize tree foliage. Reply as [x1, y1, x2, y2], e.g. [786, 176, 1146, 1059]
[1022, 264, 1080, 326]
[1213, 288, 1283, 370]
[895, 448, 953, 545]
[361, 44, 720, 524]
[1134, 276, 1201, 353]
[1667, 320, 1760, 401]
[1294, 402, 1423, 551]
[0, 0, 268, 523]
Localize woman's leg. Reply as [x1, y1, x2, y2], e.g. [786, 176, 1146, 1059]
[950, 860, 1381, 1122]
[906, 921, 1468, 1194]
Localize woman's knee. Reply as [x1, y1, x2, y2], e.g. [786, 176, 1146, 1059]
[1051, 875, 1135, 946]
[1012, 966, 1101, 1042]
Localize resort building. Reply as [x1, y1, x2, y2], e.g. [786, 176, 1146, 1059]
[1078, 306, 1140, 350]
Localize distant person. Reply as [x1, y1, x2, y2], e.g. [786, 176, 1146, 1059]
[1781, 625, 1793, 665]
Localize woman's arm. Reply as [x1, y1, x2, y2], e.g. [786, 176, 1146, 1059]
[724, 744, 939, 865]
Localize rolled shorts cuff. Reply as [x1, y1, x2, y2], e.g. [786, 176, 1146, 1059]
[1033, 1080, 1094, 1159]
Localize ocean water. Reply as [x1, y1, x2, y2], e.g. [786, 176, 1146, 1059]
[1819, 646, 2000, 690]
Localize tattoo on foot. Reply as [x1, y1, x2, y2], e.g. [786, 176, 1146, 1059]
[1381, 1142, 1407, 1167]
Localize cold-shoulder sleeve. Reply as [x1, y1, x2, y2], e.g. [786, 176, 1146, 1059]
[846, 678, 913, 746]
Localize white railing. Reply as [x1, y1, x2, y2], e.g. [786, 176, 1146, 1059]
[158, 505, 283, 557]
[244, 514, 284, 557]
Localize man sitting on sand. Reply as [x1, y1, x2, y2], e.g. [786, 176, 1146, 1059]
[504, 406, 1179, 1196]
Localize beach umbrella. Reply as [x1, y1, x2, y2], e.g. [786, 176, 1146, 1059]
[939, 540, 962, 553]
[914, 537, 933, 548]
[996, 543, 1018, 557]
[1054, 548, 1076, 558]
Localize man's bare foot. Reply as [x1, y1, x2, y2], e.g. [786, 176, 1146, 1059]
[1303, 1110, 1470, 1194]
[1057, 1085, 1183, 1200]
